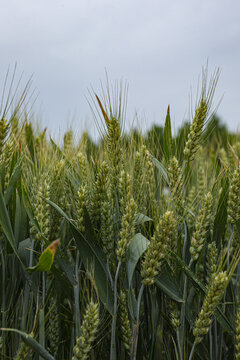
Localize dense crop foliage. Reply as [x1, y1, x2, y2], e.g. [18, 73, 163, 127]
[1, 68, 240, 359]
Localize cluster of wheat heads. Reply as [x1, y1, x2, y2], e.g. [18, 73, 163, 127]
[0, 68, 240, 359]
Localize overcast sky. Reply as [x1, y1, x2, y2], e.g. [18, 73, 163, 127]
[0, 0, 240, 140]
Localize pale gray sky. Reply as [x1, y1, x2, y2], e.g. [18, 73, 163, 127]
[0, 0, 240, 140]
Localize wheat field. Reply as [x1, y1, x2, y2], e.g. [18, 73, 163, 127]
[0, 67, 240, 359]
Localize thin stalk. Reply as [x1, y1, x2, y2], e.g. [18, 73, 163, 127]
[209, 325, 213, 360]
[172, 336, 180, 360]
[107, 259, 114, 290]
[74, 251, 81, 338]
[176, 329, 182, 360]
[214, 320, 218, 359]
[39, 245, 45, 360]
[227, 225, 234, 268]
[110, 260, 121, 360]
[29, 238, 34, 267]
[188, 341, 197, 360]
[130, 283, 144, 360]
[70, 326, 75, 359]
[179, 258, 193, 358]
[39, 308, 45, 360]
[0, 242, 6, 359]
[218, 318, 224, 359]
[0, 245, 5, 328]
[21, 238, 34, 331]
[235, 264, 240, 301]
[219, 224, 234, 359]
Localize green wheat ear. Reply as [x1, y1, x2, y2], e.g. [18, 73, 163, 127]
[77, 151, 89, 184]
[115, 169, 137, 261]
[48, 297, 59, 356]
[33, 174, 51, 243]
[116, 196, 137, 262]
[184, 99, 208, 162]
[14, 342, 33, 360]
[190, 192, 212, 261]
[206, 242, 218, 283]
[72, 301, 99, 360]
[119, 290, 132, 352]
[227, 166, 240, 225]
[236, 307, 240, 360]
[193, 271, 228, 344]
[63, 129, 73, 153]
[101, 197, 114, 259]
[141, 211, 177, 285]
[0, 116, 9, 154]
[91, 160, 109, 227]
[14, 334, 34, 360]
[168, 157, 186, 222]
[76, 185, 86, 233]
[186, 186, 196, 227]
[184, 68, 219, 163]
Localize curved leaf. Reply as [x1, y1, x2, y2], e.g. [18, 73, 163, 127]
[5, 155, 23, 205]
[170, 251, 234, 335]
[47, 199, 114, 314]
[22, 183, 41, 232]
[0, 188, 22, 264]
[135, 213, 152, 226]
[28, 239, 59, 272]
[0, 328, 54, 360]
[155, 265, 183, 302]
[150, 155, 169, 185]
[55, 251, 76, 287]
[127, 233, 149, 287]
[213, 175, 229, 246]
[18, 238, 32, 265]
[182, 221, 191, 264]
